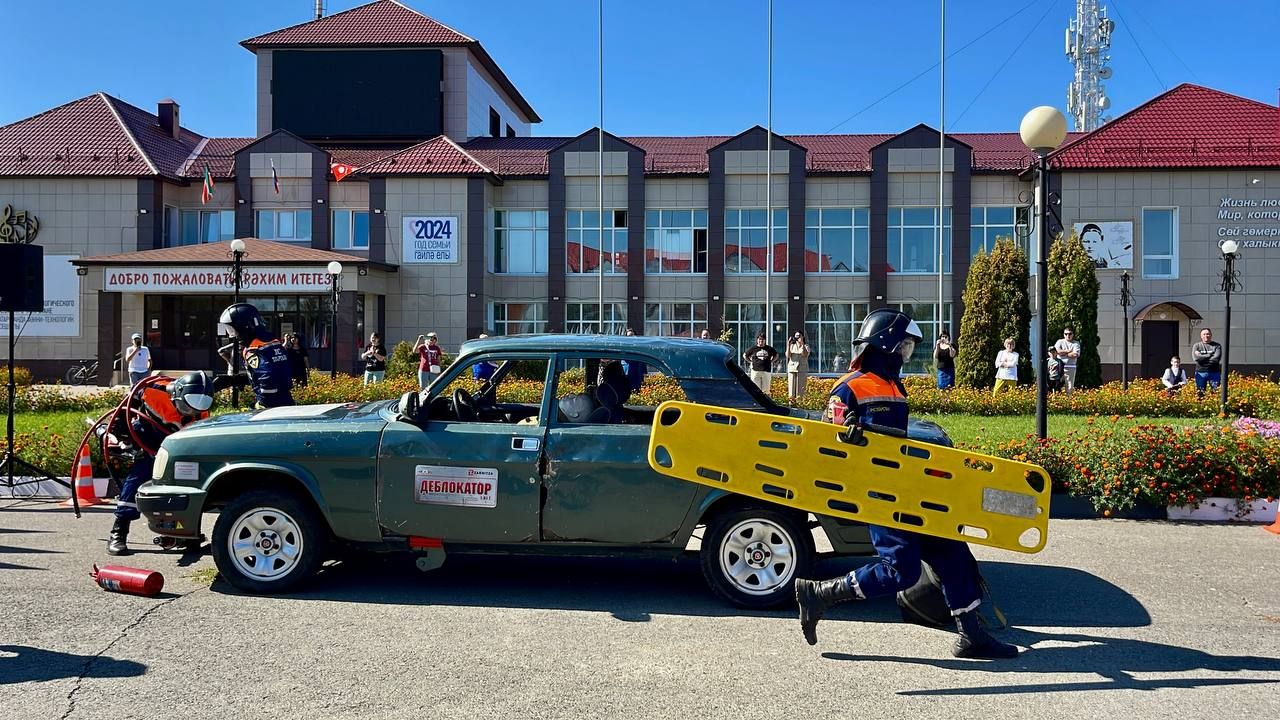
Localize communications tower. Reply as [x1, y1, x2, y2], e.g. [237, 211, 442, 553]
[1065, 0, 1115, 132]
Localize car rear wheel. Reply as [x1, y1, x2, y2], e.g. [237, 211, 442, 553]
[700, 506, 814, 609]
[211, 489, 327, 594]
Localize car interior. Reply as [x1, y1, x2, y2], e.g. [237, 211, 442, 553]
[422, 355, 683, 426]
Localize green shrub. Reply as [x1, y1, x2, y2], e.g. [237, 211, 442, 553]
[386, 341, 417, 380]
[955, 239, 1031, 388]
[969, 417, 1280, 512]
[11, 366, 33, 386]
[1047, 232, 1103, 389]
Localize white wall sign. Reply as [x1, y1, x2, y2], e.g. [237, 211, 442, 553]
[402, 216, 460, 264]
[1073, 221, 1133, 269]
[0, 254, 80, 337]
[103, 266, 335, 293]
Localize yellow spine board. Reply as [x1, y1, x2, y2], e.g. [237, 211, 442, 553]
[648, 401, 1052, 554]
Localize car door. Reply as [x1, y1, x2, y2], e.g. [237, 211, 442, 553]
[539, 353, 699, 544]
[376, 354, 552, 544]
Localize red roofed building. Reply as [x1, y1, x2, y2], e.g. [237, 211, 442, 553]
[0, 2, 1277, 382]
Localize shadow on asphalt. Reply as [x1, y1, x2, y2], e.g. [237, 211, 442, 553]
[0, 644, 145, 685]
[209, 553, 1152, 628]
[823, 627, 1280, 695]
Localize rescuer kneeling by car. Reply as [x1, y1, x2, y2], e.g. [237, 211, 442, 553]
[101, 371, 217, 556]
[794, 308, 1019, 660]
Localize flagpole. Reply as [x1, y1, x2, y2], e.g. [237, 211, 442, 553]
[597, 0, 605, 334]
[764, 0, 773, 352]
[938, 0, 946, 346]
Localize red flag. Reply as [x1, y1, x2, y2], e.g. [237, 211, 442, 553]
[331, 163, 354, 182]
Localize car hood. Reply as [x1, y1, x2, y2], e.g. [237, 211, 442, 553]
[181, 401, 392, 434]
[786, 408, 953, 447]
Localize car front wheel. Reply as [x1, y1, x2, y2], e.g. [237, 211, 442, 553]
[700, 506, 814, 609]
[211, 489, 327, 594]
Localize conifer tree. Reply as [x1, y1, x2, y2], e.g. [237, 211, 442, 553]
[955, 238, 1031, 387]
[1046, 232, 1102, 388]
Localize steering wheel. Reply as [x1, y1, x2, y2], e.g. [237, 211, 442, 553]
[452, 388, 477, 422]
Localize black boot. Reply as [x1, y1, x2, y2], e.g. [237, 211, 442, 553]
[953, 609, 1018, 659]
[795, 577, 859, 646]
[107, 519, 131, 556]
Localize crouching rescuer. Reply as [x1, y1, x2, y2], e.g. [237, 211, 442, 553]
[97, 372, 218, 556]
[216, 302, 294, 409]
[793, 308, 1019, 659]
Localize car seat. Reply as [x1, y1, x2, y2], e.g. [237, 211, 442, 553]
[558, 392, 611, 424]
[594, 362, 632, 423]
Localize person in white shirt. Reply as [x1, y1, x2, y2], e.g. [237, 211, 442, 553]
[125, 333, 152, 386]
[1162, 355, 1188, 395]
[992, 338, 1019, 395]
[1052, 328, 1082, 395]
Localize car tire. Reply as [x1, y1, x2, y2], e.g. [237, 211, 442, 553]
[700, 506, 814, 609]
[211, 488, 327, 594]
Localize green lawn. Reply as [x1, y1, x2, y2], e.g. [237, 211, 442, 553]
[8, 408, 1216, 473]
[915, 413, 1207, 445]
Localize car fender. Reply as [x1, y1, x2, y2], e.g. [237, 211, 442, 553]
[203, 461, 333, 520]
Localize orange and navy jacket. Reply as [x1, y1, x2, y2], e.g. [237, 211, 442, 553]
[109, 376, 208, 456]
[827, 370, 909, 434]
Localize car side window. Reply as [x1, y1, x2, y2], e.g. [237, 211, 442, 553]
[552, 356, 684, 426]
[427, 357, 548, 425]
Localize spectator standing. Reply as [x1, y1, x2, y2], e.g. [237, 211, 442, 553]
[362, 332, 387, 385]
[933, 332, 956, 390]
[1162, 355, 1188, 395]
[1052, 328, 1082, 395]
[1192, 328, 1223, 396]
[285, 333, 309, 387]
[1046, 346, 1065, 392]
[743, 334, 778, 394]
[993, 338, 1019, 395]
[785, 332, 811, 404]
[125, 333, 152, 386]
[833, 351, 847, 374]
[413, 332, 443, 390]
[472, 333, 497, 383]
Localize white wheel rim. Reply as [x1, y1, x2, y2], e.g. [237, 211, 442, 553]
[718, 518, 797, 596]
[227, 507, 304, 582]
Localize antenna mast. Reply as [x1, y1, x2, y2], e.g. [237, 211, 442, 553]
[1065, 0, 1114, 132]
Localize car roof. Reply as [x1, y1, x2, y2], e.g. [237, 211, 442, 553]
[457, 334, 736, 379]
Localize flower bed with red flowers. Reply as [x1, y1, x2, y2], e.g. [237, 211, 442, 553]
[965, 415, 1280, 515]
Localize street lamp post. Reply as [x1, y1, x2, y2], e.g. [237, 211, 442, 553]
[1219, 239, 1241, 414]
[1119, 270, 1134, 390]
[229, 238, 246, 407]
[1019, 106, 1067, 441]
[327, 261, 343, 378]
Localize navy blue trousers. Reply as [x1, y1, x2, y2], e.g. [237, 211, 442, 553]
[846, 524, 982, 614]
[114, 454, 154, 522]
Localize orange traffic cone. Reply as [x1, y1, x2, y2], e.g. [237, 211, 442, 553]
[1266, 514, 1280, 536]
[63, 442, 102, 508]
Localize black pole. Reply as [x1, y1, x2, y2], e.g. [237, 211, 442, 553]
[330, 280, 339, 378]
[1121, 271, 1130, 391]
[231, 249, 243, 407]
[1035, 153, 1050, 440]
[6, 310, 14, 488]
[1221, 254, 1233, 415]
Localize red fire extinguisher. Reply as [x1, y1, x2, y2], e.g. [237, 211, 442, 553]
[91, 564, 165, 597]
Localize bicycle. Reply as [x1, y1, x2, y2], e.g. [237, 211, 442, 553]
[65, 358, 99, 385]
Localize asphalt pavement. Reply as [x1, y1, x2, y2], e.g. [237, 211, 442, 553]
[2, 503, 1279, 719]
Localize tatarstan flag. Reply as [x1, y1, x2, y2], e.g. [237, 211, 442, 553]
[201, 164, 215, 204]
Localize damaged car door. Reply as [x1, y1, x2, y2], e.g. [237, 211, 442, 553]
[376, 355, 551, 544]
[538, 354, 699, 544]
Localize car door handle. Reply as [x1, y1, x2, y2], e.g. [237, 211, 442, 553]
[512, 437, 540, 452]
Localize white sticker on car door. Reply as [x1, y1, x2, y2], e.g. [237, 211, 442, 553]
[414, 465, 499, 508]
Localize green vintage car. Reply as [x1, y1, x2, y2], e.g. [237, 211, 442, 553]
[138, 334, 951, 607]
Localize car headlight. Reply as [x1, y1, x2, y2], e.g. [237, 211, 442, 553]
[152, 447, 169, 481]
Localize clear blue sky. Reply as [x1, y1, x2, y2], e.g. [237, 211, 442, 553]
[5, 0, 1277, 137]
